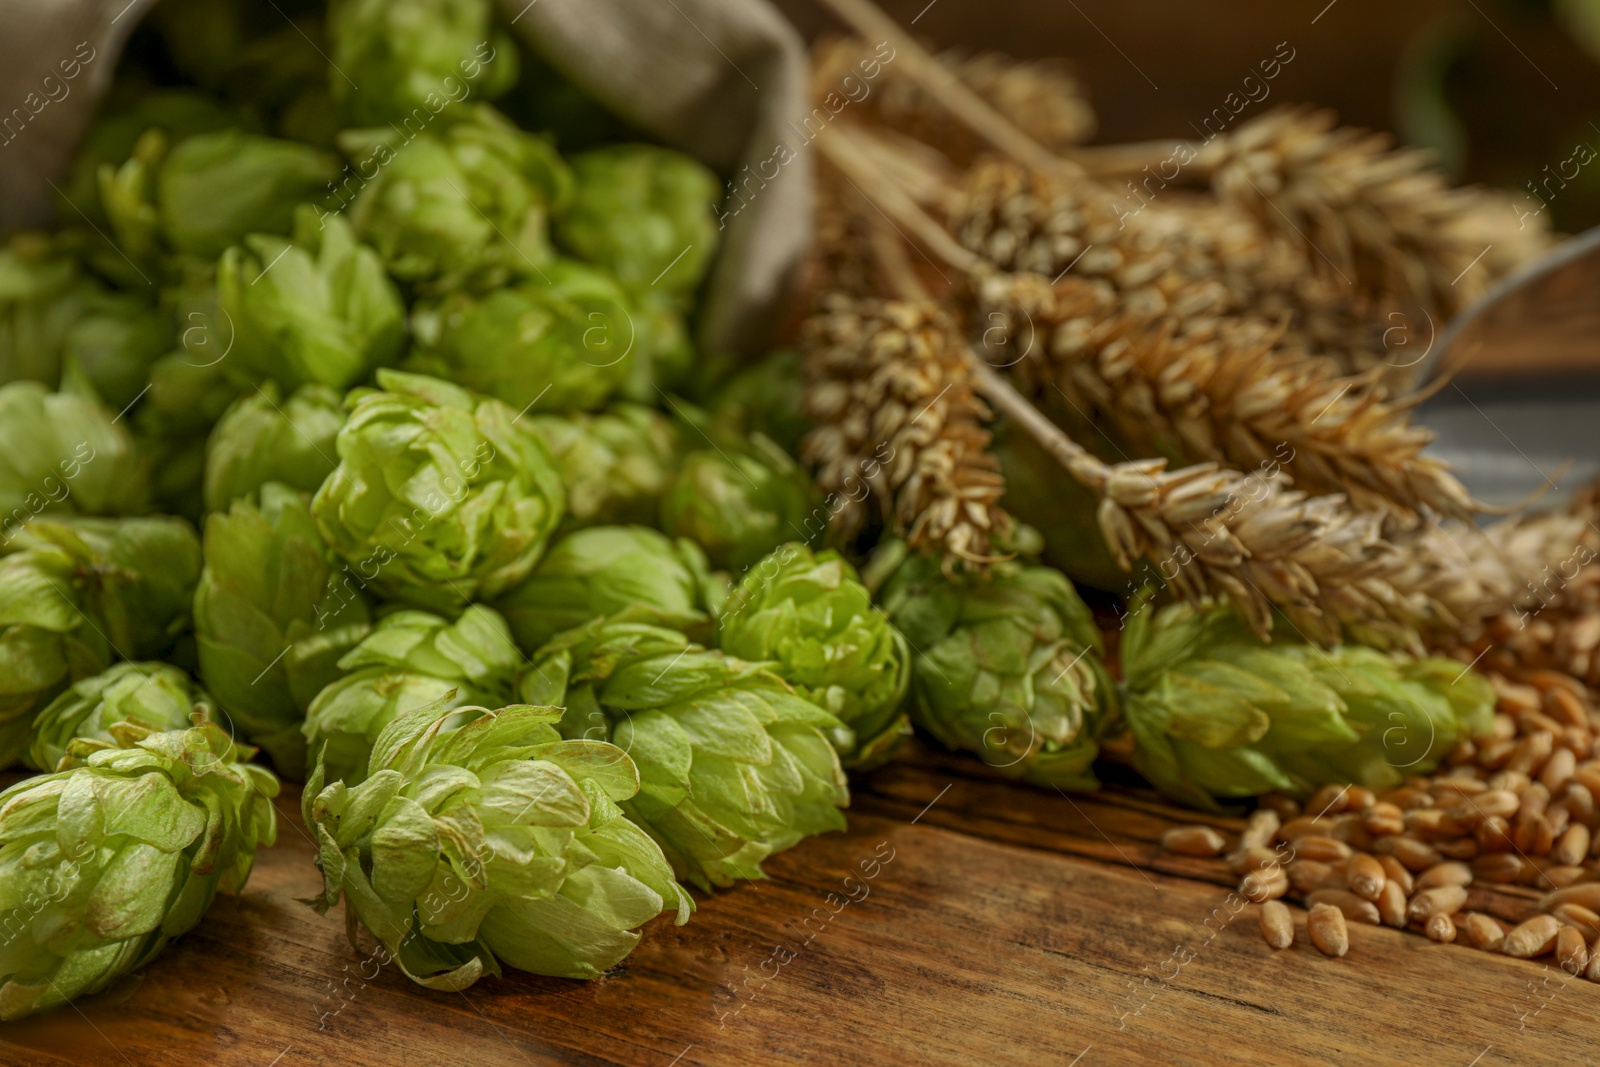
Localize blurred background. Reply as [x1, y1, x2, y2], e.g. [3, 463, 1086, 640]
[781, 0, 1600, 234]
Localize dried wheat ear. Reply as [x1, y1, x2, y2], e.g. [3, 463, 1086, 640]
[801, 293, 1011, 568]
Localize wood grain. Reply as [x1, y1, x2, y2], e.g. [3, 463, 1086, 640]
[1, 744, 1594, 1067]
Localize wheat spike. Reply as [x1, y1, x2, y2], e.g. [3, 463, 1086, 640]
[969, 357, 1469, 648]
[868, 47, 1097, 161]
[970, 229, 1479, 524]
[945, 156, 1394, 372]
[801, 293, 1011, 568]
[1198, 105, 1555, 317]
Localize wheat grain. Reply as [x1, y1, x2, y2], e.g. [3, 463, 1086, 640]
[1161, 825, 1228, 856]
[1376, 880, 1409, 928]
[1407, 885, 1469, 922]
[1346, 854, 1386, 900]
[1260, 900, 1295, 949]
[1424, 913, 1458, 943]
[1411, 862, 1473, 891]
[1504, 914, 1563, 958]
[1308, 903, 1349, 957]
[1306, 888, 1381, 925]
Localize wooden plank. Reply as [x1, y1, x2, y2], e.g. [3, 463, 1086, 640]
[2, 753, 1596, 1066]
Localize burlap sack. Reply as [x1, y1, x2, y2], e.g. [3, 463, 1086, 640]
[0, 0, 812, 357]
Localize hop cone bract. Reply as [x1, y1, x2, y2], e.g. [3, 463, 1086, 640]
[554, 145, 721, 299]
[218, 208, 406, 393]
[493, 526, 721, 654]
[144, 129, 341, 258]
[28, 662, 213, 773]
[523, 404, 683, 532]
[406, 259, 636, 414]
[660, 431, 817, 574]
[342, 106, 571, 287]
[195, 485, 371, 775]
[327, 0, 519, 127]
[0, 540, 112, 767]
[8, 517, 201, 665]
[203, 383, 345, 513]
[0, 378, 149, 528]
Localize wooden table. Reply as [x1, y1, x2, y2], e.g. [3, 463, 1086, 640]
[2, 744, 1595, 1067]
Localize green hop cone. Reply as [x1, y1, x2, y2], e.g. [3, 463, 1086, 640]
[1119, 599, 1497, 811]
[0, 542, 113, 767]
[155, 130, 341, 258]
[524, 617, 849, 891]
[342, 106, 572, 287]
[0, 377, 148, 529]
[137, 351, 239, 441]
[303, 604, 521, 786]
[133, 313, 236, 523]
[312, 370, 566, 613]
[8, 517, 202, 664]
[706, 350, 811, 454]
[0, 721, 278, 1020]
[195, 484, 372, 776]
[660, 431, 818, 574]
[492, 526, 723, 653]
[58, 91, 240, 222]
[523, 403, 684, 532]
[720, 544, 911, 769]
[554, 145, 721, 300]
[625, 287, 696, 396]
[327, 0, 518, 126]
[203, 383, 345, 513]
[304, 700, 689, 988]
[407, 259, 637, 414]
[36, 289, 169, 415]
[93, 130, 167, 275]
[0, 236, 170, 412]
[100, 127, 340, 262]
[0, 234, 82, 389]
[880, 546, 1116, 790]
[27, 662, 213, 773]
[219, 208, 406, 393]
